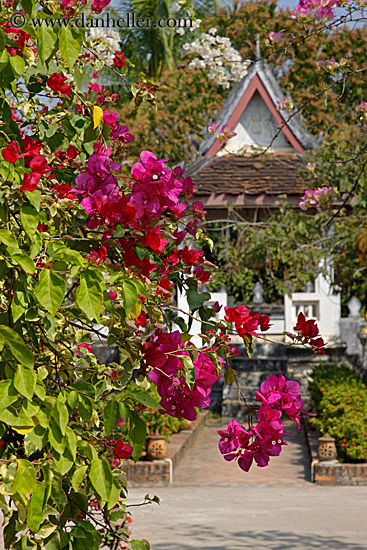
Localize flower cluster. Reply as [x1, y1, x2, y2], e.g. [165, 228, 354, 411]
[86, 28, 122, 67]
[351, 100, 367, 123]
[291, 0, 343, 20]
[143, 330, 223, 420]
[183, 27, 251, 89]
[218, 371, 302, 471]
[277, 97, 294, 112]
[299, 186, 337, 211]
[316, 57, 348, 73]
[224, 305, 271, 338]
[291, 312, 326, 354]
[208, 124, 237, 142]
[3, 24, 33, 57]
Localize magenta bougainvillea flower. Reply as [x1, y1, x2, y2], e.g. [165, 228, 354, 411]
[218, 371, 302, 472]
[143, 330, 223, 421]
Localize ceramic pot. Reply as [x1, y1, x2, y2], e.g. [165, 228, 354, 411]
[147, 434, 167, 460]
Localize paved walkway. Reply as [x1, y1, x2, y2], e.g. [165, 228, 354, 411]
[127, 420, 367, 549]
[173, 420, 310, 485]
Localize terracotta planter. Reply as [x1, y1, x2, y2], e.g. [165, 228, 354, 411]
[147, 434, 167, 460]
[181, 420, 193, 430]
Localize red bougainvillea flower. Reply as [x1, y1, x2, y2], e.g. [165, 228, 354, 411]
[2, 141, 20, 163]
[224, 305, 259, 337]
[87, 246, 107, 265]
[142, 227, 169, 254]
[77, 343, 93, 355]
[20, 172, 41, 192]
[293, 312, 326, 354]
[113, 51, 126, 69]
[91, 0, 111, 13]
[47, 73, 72, 96]
[113, 440, 133, 459]
[294, 311, 319, 338]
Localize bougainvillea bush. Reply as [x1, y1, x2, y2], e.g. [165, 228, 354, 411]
[0, 0, 331, 548]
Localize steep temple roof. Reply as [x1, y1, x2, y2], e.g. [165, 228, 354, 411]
[186, 58, 320, 210]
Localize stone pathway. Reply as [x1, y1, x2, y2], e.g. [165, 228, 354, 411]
[173, 419, 310, 486]
[127, 420, 367, 549]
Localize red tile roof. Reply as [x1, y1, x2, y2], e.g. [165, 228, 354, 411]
[192, 153, 307, 197]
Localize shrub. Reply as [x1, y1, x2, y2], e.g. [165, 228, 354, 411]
[309, 364, 367, 462]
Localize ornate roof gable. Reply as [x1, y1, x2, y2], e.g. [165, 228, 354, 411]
[197, 59, 319, 158]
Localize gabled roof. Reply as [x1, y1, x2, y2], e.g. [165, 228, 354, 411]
[186, 59, 320, 208]
[191, 153, 308, 208]
[196, 59, 319, 158]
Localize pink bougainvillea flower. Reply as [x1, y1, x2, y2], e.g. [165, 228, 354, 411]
[113, 440, 133, 459]
[256, 371, 303, 425]
[129, 151, 183, 220]
[108, 290, 117, 301]
[144, 331, 223, 421]
[208, 123, 219, 134]
[103, 110, 119, 128]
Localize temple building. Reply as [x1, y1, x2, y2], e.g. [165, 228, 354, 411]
[186, 57, 320, 220]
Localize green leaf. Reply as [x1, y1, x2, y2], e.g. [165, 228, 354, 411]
[53, 448, 74, 475]
[0, 380, 18, 408]
[66, 426, 77, 461]
[44, 532, 62, 550]
[132, 391, 161, 410]
[186, 288, 211, 311]
[25, 190, 41, 212]
[48, 423, 66, 455]
[103, 399, 119, 436]
[76, 274, 102, 321]
[180, 355, 196, 390]
[20, 0, 33, 15]
[37, 26, 58, 64]
[89, 458, 120, 509]
[77, 394, 92, 421]
[11, 253, 36, 274]
[130, 540, 150, 550]
[27, 481, 47, 533]
[56, 396, 69, 436]
[20, 205, 39, 238]
[12, 459, 36, 504]
[59, 26, 83, 69]
[14, 365, 36, 400]
[72, 466, 88, 492]
[11, 291, 28, 322]
[0, 325, 34, 368]
[243, 333, 254, 358]
[121, 280, 138, 316]
[0, 228, 18, 247]
[35, 269, 65, 317]
[9, 55, 25, 76]
[0, 28, 5, 54]
[24, 425, 47, 454]
[224, 367, 237, 386]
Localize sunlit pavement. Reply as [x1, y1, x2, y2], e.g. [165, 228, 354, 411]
[127, 422, 367, 550]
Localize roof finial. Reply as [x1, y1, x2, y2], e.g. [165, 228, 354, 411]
[256, 34, 260, 60]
